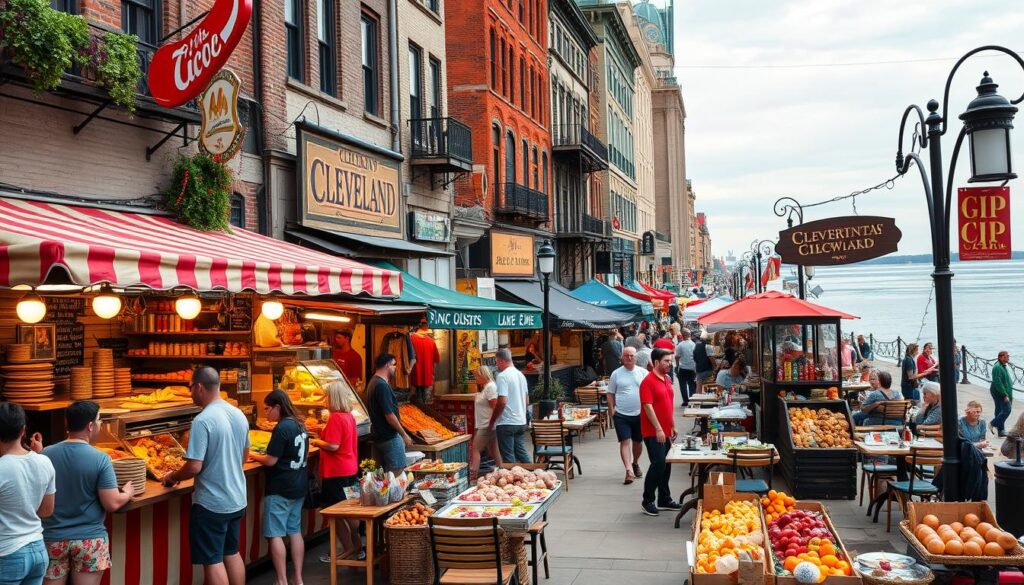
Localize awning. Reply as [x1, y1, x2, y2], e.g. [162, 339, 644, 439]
[287, 297, 427, 316]
[0, 197, 401, 297]
[290, 226, 453, 258]
[615, 284, 664, 310]
[371, 263, 541, 330]
[698, 290, 858, 331]
[496, 280, 634, 329]
[569, 280, 653, 321]
[637, 281, 677, 304]
[682, 296, 734, 321]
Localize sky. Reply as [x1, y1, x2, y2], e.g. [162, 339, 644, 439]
[671, 0, 1024, 259]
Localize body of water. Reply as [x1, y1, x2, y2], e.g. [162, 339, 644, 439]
[797, 259, 1022, 360]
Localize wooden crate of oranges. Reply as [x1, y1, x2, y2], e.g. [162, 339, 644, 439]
[899, 501, 1024, 565]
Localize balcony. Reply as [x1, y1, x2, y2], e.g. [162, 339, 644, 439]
[495, 183, 549, 222]
[552, 124, 608, 173]
[556, 213, 611, 241]
[409, 117, 474, 173]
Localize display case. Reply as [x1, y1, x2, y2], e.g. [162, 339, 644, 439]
[280, 359, 371, 437]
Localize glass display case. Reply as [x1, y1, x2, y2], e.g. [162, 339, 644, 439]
[761, 322, 840, 384]
[281, 359, 370, 436]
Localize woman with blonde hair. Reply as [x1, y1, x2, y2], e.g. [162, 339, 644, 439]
[311, 381, 361, 562]
[469, 365, 503, 480]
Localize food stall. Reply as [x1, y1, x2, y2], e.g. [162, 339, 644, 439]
[0, 196, 406, 585]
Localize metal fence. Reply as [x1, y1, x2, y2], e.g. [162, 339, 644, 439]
[856, 332, 1023, 396]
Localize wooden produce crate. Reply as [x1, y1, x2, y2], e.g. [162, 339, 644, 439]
[689, 480, 771, 585]
[434, 394, 477, 432]
[401, 400, 466, 445]
[768, 501, 862, 585]
[778, 399, 857, 500]
[899, 501, 1024, 566]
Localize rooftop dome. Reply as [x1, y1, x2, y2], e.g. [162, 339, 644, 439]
[632, 1, 666, 46]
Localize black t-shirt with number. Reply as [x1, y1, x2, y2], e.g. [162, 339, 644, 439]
[265, 417, 309, 499]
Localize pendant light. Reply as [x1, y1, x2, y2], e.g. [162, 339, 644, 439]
[91, 284, 122, 319]
[16, 292, 47, 324]
[261, 298, 285, 320]
[175, 293, 203, 320]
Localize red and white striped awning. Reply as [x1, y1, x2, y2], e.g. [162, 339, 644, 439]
[0, 197, 401, 297]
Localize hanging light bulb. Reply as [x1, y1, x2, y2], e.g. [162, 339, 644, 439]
[91, 284, 122, 319]
[16, 292, 47, 324]
[175, 293, 202, 320]
[261, 299, 285, 320]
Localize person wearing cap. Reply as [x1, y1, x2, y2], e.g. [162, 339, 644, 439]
[332, 330, 364, 387]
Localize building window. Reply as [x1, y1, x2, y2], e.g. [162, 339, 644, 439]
[317, 0, 335, 94]
[500, 38, 507, 96]
[507, 46, 514, 100]
[521, 139, 528, 187]
[518, 57, 525, 109]
[489, 28, 497, 90]
[122, 0, 159, 45]
[284, 0, 303, 80]
[505, 131, 516, 184]
[428, 57, 442, 119]
[492, 124, 502, 193]
[230, 193, 246, 228]
[541, 152, 548, 194]
[51, 0, 76, 13]
[531, 147, 538, 189]
[361, 12, 380, 115]
[409, 44, 422, 144]
[426, 0, 438, 14]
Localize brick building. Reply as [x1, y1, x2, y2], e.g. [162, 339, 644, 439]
[446, 0, 552, 278]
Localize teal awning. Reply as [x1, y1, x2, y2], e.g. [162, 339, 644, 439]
[371, 263, 542, 330]
[570, 280, 654, 321]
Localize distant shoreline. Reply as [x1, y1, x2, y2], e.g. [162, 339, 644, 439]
[780, 251, 1024, 266]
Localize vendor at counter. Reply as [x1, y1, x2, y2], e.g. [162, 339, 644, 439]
[331, 330, 364, 387]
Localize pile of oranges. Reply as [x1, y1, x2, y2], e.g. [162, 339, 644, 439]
[399, 404, 457, 439]
[780, 540, 853, 581]
[695, 500, 764, 574]
[913, 512, 1019, 557]
[761, 489, 796, 523]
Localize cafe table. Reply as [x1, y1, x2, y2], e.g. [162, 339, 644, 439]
[681, 406, 751, 435]
[320, 496, 414, 585]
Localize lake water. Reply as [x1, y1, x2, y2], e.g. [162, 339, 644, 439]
[799, 259, 1023, 360]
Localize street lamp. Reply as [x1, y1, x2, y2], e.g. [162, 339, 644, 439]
[774, 197, 807, 299]
[751, 239, 776, 294]
[537, 240, 556, 404]
[893, 46, 1023, 501]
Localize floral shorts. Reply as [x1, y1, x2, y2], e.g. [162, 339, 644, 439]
[45, 538, 111, 579]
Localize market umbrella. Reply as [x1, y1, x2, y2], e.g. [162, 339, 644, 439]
[570, 280, 654, 321]
[698, 290, 858, 331]
[682, 296, 735, 321]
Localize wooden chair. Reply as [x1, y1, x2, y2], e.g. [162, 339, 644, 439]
[854, 425, 899, 507]
[531, 419, 575, 491]
[876, 400, 911, 426]
[428, 516, 519, 585]
[916, 424, 942, 438]
[702, 383, 724, 396]
[574, 388, 606, 438]
[729, 447, 775, 496]
[884, 447, 942, 532]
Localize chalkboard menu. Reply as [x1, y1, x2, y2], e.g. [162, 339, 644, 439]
[44, 297, 85, 377]
[97, 338, 129, 358]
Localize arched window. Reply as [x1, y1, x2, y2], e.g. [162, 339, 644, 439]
[505, 130, 516, 187]
[531, 146, 538, 190]
[492, 123, 501, 198]
[521, 138, 529, 187]
[229, 193, 246, 228]
[541, 151, 548, 195]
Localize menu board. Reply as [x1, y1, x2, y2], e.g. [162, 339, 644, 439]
[97, 337, 129, 358]
[44, 297, 85, 376]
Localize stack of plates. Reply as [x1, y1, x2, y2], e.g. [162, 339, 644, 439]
[114, 368, 133, 397]
[111, 457, 147, 496]
[1, 362, 55, 404]
[5, 344, 31, 363]
[70, 366, 93, 400]
[92, 349, 115, 399]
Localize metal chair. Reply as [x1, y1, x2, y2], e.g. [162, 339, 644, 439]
[428, 516, 519, 585]
[884, 447, 942, 532]
[531, 419, 576, 490]
[853, 425, 899, 507]
[729, 447, 775, 496]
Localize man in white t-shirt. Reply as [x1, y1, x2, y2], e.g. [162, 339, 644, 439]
[674, 329, 697, 406]
[488, 348, 532, 463]
[607, 346, 649, 484]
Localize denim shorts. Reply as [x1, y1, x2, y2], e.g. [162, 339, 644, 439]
[263, 494, 304, 538]
[189, 504, 245, 565]
[376, 434, 407, 472]
[0, 540, 47, 585]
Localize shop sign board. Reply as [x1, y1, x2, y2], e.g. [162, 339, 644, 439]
[957, 186, 1011, 261]
[410, 212, 450, 243]
[641, 231, 655, 255]
[147, 0, 253, 108]
[490, 232, 535, 277]
[426, 307, 540, 330]
[297, 126, 402, 237]
[775, 215, 902, 266]
[198, 69, 245, 160]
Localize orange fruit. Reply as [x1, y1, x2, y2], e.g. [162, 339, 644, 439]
[963, 541, 983, 556]
[836, 560, 851, 576]
[996, 531, 1018, 551]
[950, 521, 964, 533]
[977, 522, 994, 536]
[944, 540, 963, 555]
[922, 514, 940, 529]
[820, 554, 838, 568]
[926, 538, 946, 555]
[819, 542, 836, 556]
[984, 542, 1005, 556]
[784, 556, 800, 572]
[938, 530, 959, 543]
[959, 527, 978, 540]
[984, 528, 1003, 543]
[916, 525, 937, 542]
[963, 513, 981, 528]
[969, 536, 987, 549]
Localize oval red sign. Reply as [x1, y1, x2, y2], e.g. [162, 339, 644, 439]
[147, 0, 253, 108]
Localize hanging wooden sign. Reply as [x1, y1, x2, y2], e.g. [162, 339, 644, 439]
[958, 186, 1011, 261]
[775, 215, 902, 266]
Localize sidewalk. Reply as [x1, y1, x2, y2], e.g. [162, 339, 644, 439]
[250, 371, 1014, 585]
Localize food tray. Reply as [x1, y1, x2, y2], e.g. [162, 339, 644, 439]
[121, 433, 187, 480]
[899, 501, 1024, 566]
[407, 460, 467, 474]
[435, 503, 540, 531]
[452, 481, 561, 505]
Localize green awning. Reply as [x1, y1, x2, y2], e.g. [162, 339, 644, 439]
[371, 263, 542, 330]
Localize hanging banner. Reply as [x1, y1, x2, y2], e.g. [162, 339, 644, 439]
[760, 256, 781, 288]
[490, 232, 535, 277]
[958, 186, 1011, 261]
[775, 216, 902, 266]
[198, 69, 245, 159]
[148, 0, 253, 108]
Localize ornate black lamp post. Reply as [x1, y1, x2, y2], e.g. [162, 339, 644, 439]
[773, 197, 807, 299]
[537, 240, 556, 402]
[750, 239, 776, 294]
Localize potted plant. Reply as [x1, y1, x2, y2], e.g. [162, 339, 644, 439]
[530, 377, 566, 420]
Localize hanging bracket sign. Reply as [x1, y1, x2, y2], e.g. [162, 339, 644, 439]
[957, 186, 1011, 261]
[775, 215, 902, 266]
[198, 69, 245, 160]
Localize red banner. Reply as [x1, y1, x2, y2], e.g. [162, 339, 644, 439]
[761, 256, 781, 288]
[957, 186, 1011, 261]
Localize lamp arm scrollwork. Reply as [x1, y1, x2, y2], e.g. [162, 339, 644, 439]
[938, 45, 1024, 136]
[773, 197, 803, 228]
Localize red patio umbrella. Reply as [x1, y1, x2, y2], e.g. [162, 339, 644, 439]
[698, 291, 858, 330]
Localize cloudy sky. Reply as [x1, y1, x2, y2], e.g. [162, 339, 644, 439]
[672, 0, 1024, 258]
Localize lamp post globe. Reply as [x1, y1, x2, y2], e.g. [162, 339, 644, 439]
[537, 240, 555, 275]
[960, 72, 1017, 183]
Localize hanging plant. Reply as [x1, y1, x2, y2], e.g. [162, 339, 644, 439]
[92, 32, 142, 113]
[0, 0, 89, 93]
[164, 153, 233, 232]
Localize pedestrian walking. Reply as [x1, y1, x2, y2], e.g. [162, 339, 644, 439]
[161, 367, 250, 585]
[990, 350, 1013, 437]
[901, 343, 934, 402]
[312, 382, 362, 563]
[250, 390, 308, 585]
[693, 332, 715, 393]
[600, 331, 623, 376]
[856, 335, 874, 361]
[607, 347, 648, 485]
[40, 401, 133, 585]
[917, 342, 939, 382]
[674, 329, 697, 406]
[489, 349, 532, 463]
[0, 402, 54, 585]
[366, 353, 413, 474]
[639, 348, 680, 516]
[469, 365, 503, 480]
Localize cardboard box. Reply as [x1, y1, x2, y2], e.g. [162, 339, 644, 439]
[689, 479, 771, 585]
[768, 501, 862, 585]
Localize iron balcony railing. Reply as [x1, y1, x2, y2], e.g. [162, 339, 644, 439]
[409, 117, 473, 165]
[496, 182, 549, 220]
[582, 214, 609, 236]
[553, 123, 608, 162]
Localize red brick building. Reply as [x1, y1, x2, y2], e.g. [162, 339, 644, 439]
[446, 0, 552, 276]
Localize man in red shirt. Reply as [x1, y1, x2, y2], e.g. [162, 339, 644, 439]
[640, 348, 680, 516]
[651, 331, 677, 395]
[331, 330, 363, 385]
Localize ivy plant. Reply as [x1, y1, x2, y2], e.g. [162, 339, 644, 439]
[164, 154, 234, 232]
[93, 32, 142, 113]
[0, 0, 89, 93]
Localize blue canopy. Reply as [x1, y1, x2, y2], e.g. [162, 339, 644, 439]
[570, 280, 655, 321]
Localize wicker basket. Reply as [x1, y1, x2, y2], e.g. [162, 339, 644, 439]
[385, 523, 434, 585]
[502, 534, 530, 585]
